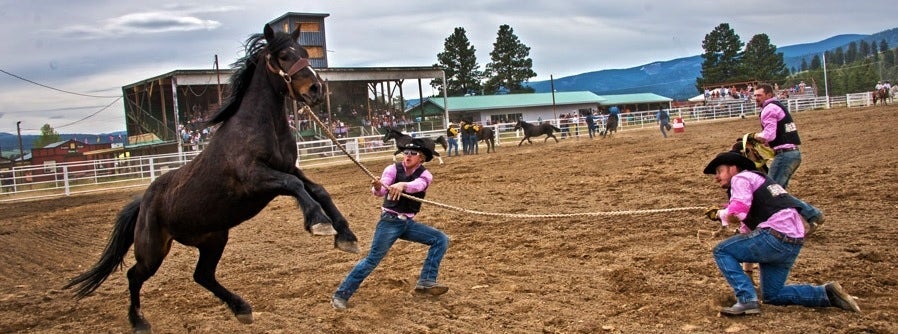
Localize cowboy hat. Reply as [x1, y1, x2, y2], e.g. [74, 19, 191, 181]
[394, 138, 435, 162]
[703, 151, 757, 174]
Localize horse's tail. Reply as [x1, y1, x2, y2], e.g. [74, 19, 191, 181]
[64, 197, 141, 299]
[550, 125, 562, 132]
[435, 136, 448, 150]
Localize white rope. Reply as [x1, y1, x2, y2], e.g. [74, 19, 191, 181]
[299, 105, 705, 218]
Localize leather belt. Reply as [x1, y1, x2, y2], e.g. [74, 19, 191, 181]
[774, 147, 799, 154]
[763, 228, 804, 245]
[381, 211, 409, 220]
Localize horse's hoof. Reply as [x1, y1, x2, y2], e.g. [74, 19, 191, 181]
[310, 223, 337, 236]
[133, 324, 152, 334]
[336, 240, 360, 254]
[236, 312, 254, 324]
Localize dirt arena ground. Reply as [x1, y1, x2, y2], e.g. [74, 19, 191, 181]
[1, 106, 896, 333]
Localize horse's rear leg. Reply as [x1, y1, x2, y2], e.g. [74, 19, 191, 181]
[193, 232, 253, 324]
[127, 223, 174, 334]
[298, 171, 360, 253]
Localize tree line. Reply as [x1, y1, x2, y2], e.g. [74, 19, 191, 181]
[432, 25, 537, 96]
[698, 22, 894, 96]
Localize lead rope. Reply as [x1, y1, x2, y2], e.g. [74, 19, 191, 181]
[299, 105, 705, 218]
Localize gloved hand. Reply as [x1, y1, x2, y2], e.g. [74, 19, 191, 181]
[704, 206, 720, 221]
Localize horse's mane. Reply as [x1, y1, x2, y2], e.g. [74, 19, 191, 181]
[206, 29, 296, 126]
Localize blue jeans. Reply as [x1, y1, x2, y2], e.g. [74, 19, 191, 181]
[447, 138, 459, 156]
[659, 122, 669, 138]
[769, 150, 823, 223]
[713, 229, 830, 307]
[334, 212, 449, 300]
[467, 134, 479, 154]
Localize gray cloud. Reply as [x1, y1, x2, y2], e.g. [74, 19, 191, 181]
[60, 11, 223, 39]
[1, 0, 895, 134]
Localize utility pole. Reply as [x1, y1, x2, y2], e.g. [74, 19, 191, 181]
[16, 121, 24, 161]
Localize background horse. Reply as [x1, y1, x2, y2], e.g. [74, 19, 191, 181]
[64, 24, 358, 334]
[513, 121, 561, 146]
[601, 114, 619, 138]
[477, 126, 496, 153]
[873, 88, 889, 106]
[382, 127, 446, 164]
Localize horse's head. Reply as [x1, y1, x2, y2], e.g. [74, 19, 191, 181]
[382, 128, 399, 143]
[262, 24, 324, 106]
[513, 121, 525, 131]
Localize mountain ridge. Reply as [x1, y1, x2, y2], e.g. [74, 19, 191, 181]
[528, 28, 898, 100]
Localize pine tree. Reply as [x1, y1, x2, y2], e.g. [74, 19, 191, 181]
[846, 42, 858, 64]
[741, 33, 789, 83]
[483, 24, 536, 94]
[810, 55, 822, 70]
[696, 23, 744, 92]
[33, 124, 61, 148]
[432, 27, 483, 96]
[800, 58, 808, 72]
[833, 47, 845, 66]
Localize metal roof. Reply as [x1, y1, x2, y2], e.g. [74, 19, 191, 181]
[598, 93, 673, 105]
[426, 91, 605, 111]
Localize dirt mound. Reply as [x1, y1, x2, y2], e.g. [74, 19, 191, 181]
[2, 106, 896, 333]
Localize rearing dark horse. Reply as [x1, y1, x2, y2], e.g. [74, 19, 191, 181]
[382, 127, 446, 164]
[513, 120, 561, 146]
[64, 24, 358, 334]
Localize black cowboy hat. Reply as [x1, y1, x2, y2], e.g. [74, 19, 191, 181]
[395, 138, 435, 162]
[703, 151, 757, 174]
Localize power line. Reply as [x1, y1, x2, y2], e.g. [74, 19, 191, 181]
[26, 96, 124, 131]
[0, 68, 121, 98]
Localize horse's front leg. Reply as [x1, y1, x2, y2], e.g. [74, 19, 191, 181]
[518, 137, 527, 146]
[258, 169, 335, 235]
[294, 168, 359, 253]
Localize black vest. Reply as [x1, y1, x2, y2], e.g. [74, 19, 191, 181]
[382, 163, 427, 214]
[763, 100, 802, 147]
[731, 171, 801, 230]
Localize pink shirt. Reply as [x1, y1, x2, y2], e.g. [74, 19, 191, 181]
[722, 171, 805, 238]
[374, 163, 433, 217]
[756, 98, 798, 151]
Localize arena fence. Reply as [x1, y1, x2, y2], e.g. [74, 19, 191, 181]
[0, 92, 881, 202]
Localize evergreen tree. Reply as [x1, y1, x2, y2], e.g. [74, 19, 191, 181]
[483, 24, 536, 94]
[884, 46, 896, 67]
[833, 47, 845, 66]
[432, 27, 483, 96]
[871, 40, 879, 60]
[741, 33, 789, 83]
[860, 40, 871, 58]
[33, 124, 61, 148]
[846, 42, 858, 64]
[696, 23, 744, 91]
[800, 58, 808, 72]
[879, 39, 889, 55]
[810, 54, 822, 70]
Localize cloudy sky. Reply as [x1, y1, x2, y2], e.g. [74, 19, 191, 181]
[0, 1, 894, 135]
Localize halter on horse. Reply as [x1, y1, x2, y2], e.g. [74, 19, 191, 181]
[64, 24, 358, 334]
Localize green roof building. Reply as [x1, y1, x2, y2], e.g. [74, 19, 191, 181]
[408, 91, 672, 125]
